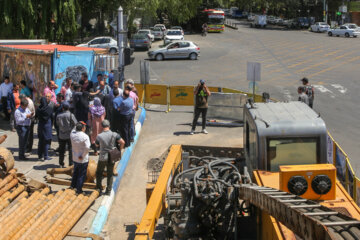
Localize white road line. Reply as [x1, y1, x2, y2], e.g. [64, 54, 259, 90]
[330, 84, 347, 94]
[150, 78, 157, 81]
[313, 85, 333, 94]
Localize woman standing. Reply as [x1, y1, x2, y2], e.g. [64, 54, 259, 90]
[36, 97, 53, 160]
[88, 97, 105, 155]
[75, 91, 89, 123]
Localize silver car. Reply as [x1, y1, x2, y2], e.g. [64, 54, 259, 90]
[148, 41, 200, 61]
[151, 27, 164, 40]
[310, 22, 330, 32]
[76, 36, 118, 54]
[328, 25, 360, 38]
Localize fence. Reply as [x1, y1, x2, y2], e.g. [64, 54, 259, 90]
[94, 54, 118, 72]
[135, 83, 360, 204]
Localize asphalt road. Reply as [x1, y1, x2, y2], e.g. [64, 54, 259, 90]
[125, 22, 360, 173]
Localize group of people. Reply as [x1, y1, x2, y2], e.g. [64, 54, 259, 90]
[298, 77, 315, 108]
[1, 72, 138, 195]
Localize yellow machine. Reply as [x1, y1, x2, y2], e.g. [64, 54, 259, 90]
[279, 164, 336, 200]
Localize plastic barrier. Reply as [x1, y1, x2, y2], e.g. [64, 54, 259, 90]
[223, 87, 263, 102]
[169, 86, 194, 106]
[207, 92, 247, 121]
[145, 84, 167, 105]
[135, 84, 144, 104]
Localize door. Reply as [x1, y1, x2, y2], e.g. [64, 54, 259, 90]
[178, 42, 191, 58]
[88, 38, 102, 48]
[99, 38, 111, 48]
[165, 43, 180, 59]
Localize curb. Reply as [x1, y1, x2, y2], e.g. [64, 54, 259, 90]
[87, 107, 146, 238]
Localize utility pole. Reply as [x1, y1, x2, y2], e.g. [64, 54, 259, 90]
[117, 6, 125, 89]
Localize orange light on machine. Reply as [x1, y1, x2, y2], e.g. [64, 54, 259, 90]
[279, 164, 336, 200]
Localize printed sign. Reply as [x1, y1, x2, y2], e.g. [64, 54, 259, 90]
[169, 86, 194, 106]
[247, 62, 261, 82]
[145, 84, 167, 105]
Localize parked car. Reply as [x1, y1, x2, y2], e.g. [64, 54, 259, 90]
[163, 30, 184, 44]
[251, 15, 267, 28]
[137, 29, 154, 42]
[151, 27, 164, 40]
[247, 14, 255, 21]
[154, 24, 166, 32]
[274, 18, 284, 25]
[310, 22, 330, 32]
[267, 16, 276, 24]
[170, 26, 184, 35]
[147, 40, 200, 61]
[343, 23, 360, 30]
[327, 25, 360, 38]
[76, 36, 118, 54]
[284, 19, 299, 29]
[297, 17, 309, 28]
[130, 34, 151, 50]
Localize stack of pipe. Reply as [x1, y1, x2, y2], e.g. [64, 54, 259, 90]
[0, 170, 99, 240]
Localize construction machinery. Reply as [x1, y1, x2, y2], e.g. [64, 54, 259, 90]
[135, 102, 360, 239]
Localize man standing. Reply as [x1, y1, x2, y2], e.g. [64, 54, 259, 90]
[190, 79, 211, 135]
[70, 122, 91, 194]
[43, 80, 58, 104]
[7, 84, 20, 132]
[301, 77, 315, 108]
[57, 102, 77, 167]
[60, 77, 72, 96]
[94, 80, 111, 96]
[19, 94, 35, 154]
[113, 88, 133, 147]
[95, 120, 125, 195]
[20, 80, 32, 98]
[93, 73, 104, 89]
[15, 98, 33, 160]
[0, 76, 13, 121]
[79, 72, 93, 92]
[109, 80, 123, 98]
[125, 81, 138, 143]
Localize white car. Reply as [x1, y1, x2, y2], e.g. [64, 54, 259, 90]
[137, 29, 154, 42]
[310, 22, 330, 32]
[328, 25, 360, 38]
[163, 30, 184, 44]
[76, 37, 118, 54]
[343, 23, 360, 31]
[154, 24, 166, 32]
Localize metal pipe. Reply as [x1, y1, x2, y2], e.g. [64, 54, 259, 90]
[18, 190, 69, 240]
[39, 193, 84, 240]
[28, 190, 77, 240]
[54, 191, 99, 240]
[0, 178, 18, 197]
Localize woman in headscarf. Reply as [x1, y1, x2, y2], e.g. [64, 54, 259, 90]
[36, 97, 53, 160]
[88, 97, 105, 155]
[75, 91, 89, 123]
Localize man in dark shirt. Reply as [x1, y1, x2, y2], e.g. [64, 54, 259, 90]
[190, 79, 211, 135]
[79, 72, 93, 92]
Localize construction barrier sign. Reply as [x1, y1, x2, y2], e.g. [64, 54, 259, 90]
[135, 84, 144, 104]
[208, 87, 221, 93]
[145, 84, 167, 105]
[169, 86, 194, 106]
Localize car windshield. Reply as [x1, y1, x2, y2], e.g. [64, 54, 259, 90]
[348, 24, 358, 29]
[267, 137, 319, 171]
[320, 22, 327, 25]
[132, 34, 146, 40]
[153, 27, 161, 31]
[167, 31, 181, 35]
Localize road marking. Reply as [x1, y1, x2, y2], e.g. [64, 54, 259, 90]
[331, 84, 347, 94]
[313, 85, 333, 93]
[308, 56, 360, 77]
[150, 78, 157, 81]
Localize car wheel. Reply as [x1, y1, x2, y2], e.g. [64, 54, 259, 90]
[317, 28, 320, 33]
[189, 53, 197, 60]
[155, 54, 164, 61]
[109, 48, 117, 54]
[354, 35, 358, 38]
[345, 32, 350, 38]
[328, 32, 332, 36]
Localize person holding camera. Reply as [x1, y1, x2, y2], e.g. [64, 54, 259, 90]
[190, 79, 211, 135]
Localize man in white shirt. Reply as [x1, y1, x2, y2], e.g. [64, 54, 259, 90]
[0, 76, 13, 120]
[70, 121, 91, 194]
[19, 94, 35, 154]
[15, 98, 33, 160]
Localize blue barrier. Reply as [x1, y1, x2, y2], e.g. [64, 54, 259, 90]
[88, 107, 146, 238]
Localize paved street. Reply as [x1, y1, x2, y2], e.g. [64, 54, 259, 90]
[125, 22, 360, 173]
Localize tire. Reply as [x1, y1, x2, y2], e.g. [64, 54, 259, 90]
[109, 48, 117, 54]
[155, 54, 164, 61]
[189, 53, 197, 60]
[354, 35, 358, 38]
[328, 32, 332, 37]
[345, 32, 350, 38]
[317, 28, 320, 33]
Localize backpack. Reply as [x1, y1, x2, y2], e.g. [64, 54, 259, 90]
[305, 85, 313, 98]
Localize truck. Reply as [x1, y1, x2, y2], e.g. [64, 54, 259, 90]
[135, 101, 360, 240]
[251, 15, 267, 28]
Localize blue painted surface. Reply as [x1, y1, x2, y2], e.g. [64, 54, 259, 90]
[52, 51, 108, 94]
[88, 107, 146, 236]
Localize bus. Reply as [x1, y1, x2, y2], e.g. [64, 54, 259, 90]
[203, 9, 225, 33]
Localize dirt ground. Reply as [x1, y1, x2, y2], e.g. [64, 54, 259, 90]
[104, 104, 243, 239]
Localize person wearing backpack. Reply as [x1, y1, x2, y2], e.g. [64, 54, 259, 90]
[301, 77, 315, 108]
[190, 79, 211, 135]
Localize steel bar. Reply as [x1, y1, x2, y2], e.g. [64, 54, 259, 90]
[0, 194, 28, 222]
[0, 169, 16, 189]
[290, 204, 322, 208]
[304, 212, 339, 216]
[323, 221, 360, 227]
